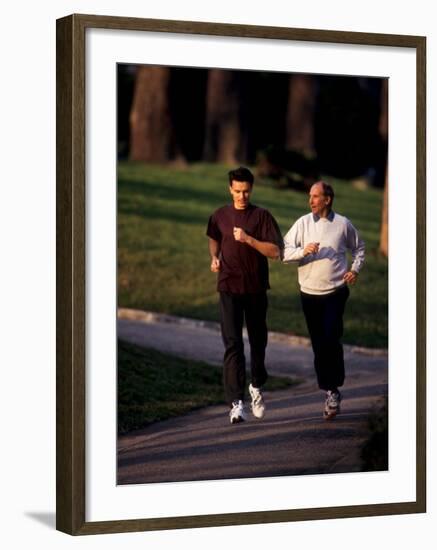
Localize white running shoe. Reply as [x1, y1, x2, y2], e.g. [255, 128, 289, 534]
[324, 390, 342, 420]
[249, 384, 266, 419]
[229, 400, 247, 424]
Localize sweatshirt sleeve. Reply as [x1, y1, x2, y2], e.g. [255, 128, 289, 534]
[283, 219, 305, 263]
[346, 220, 365, 273]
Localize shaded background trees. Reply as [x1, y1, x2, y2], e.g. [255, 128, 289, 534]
[119, 64, 387, 185]
[129, 66, 174, 163]
[203, 69, 249, 164]
[118, 64, 389, 254]
[286, 74, 317, 156]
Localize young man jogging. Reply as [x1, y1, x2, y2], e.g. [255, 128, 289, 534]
[206, 167, 282, 424]
[283, 181, 365, 419]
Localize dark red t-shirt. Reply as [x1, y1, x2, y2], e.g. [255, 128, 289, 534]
[206, 203, 283, 294]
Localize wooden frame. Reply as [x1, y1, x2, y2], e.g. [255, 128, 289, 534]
[56, 13, 426, 535]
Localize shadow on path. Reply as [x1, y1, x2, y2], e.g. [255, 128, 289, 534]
[117, 313, 388, 485]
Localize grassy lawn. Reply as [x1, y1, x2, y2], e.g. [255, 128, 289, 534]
[118, 340, 299, 434]
[118, 162, 388, 348]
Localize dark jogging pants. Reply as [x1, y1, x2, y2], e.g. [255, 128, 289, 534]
[219, 291, 269, 405]
[300, 285, 350, 392]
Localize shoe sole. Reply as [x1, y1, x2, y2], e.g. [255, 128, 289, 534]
[324, 408, 340, 421]
[249, 385, 266, 419]
[230, 416, 245, 424]
[251, 407, 265, 419]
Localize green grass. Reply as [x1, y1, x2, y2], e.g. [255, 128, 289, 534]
[118, 162, 388, 348]
[118, 340, 298, 434]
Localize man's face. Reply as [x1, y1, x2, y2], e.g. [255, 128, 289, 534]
[309, 183, 331, 217]
[229, 180, 252, 210]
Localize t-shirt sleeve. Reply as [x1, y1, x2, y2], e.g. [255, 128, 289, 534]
[206, 212, 222, 242]
[259, 211, 284, 251]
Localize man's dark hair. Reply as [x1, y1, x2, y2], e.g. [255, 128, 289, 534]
[316, 180, 335, 205]
[228, 166, 254, 187]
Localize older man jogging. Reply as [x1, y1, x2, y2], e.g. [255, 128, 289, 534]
[283, 181, 365, 420]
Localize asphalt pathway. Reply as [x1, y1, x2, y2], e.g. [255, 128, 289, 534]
[117, 308, 388, 485]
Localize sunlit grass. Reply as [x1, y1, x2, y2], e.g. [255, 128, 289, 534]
[118, 340, 298, 433]
[118, 162, 387, 348]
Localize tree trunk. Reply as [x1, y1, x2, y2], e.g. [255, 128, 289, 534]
[203, 70, 247, 165]
[379, 79, 389, 141]
[379, 171, 389, 256]
[379, 79, 389, 256]
[129, 66, 178, 162]
[286, 74, 317, 155]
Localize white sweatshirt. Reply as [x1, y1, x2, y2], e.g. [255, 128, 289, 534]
[283, 211, 365, 295]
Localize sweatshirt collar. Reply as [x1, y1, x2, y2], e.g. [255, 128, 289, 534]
[313, 210, 335, 222]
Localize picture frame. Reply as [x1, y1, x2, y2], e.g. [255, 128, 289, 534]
[56, 13, 426, 536]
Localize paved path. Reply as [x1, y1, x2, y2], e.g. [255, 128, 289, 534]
[117, 309, 388, 485]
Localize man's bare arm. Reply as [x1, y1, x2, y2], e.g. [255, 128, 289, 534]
[233, 227, 280, 260]
[208, 238, 221, 272]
